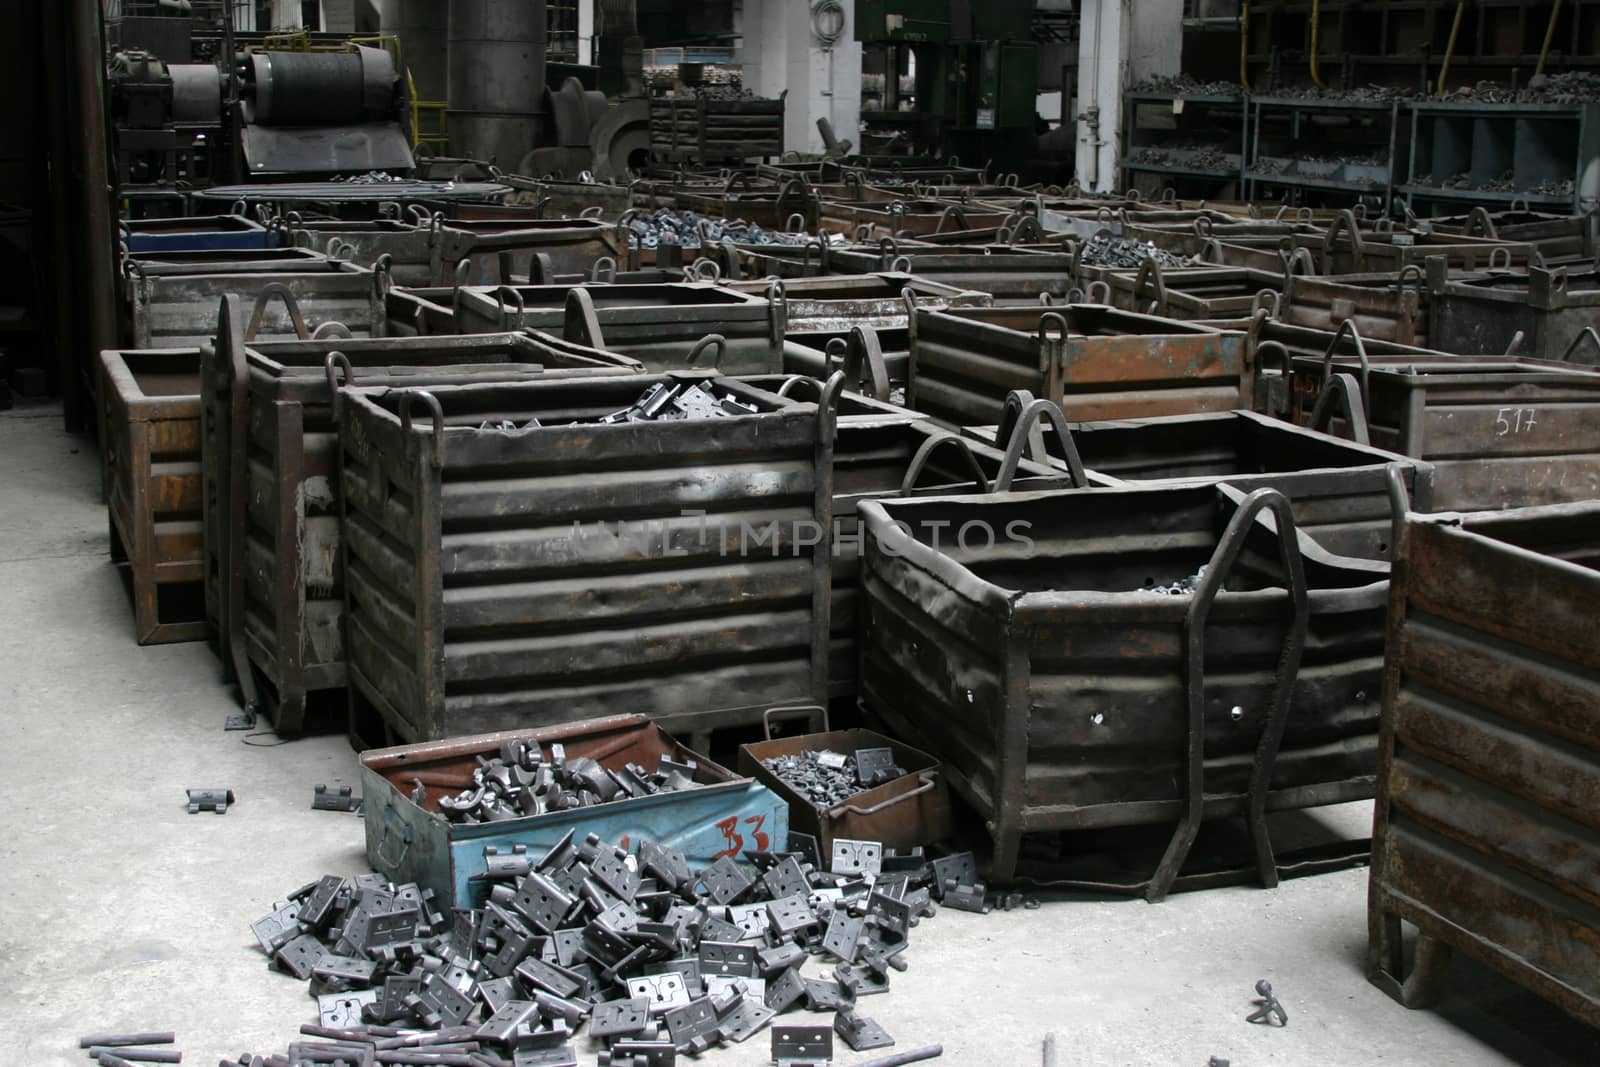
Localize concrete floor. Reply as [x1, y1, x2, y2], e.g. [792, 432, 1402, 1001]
[4, 402, 1599, 1067]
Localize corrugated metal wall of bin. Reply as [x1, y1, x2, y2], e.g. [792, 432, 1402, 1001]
[338, 373, 841, 747]
[199, 294, 645, 735]
[1370, 503, 1600, 1026]
[857, 482, 1390, 899]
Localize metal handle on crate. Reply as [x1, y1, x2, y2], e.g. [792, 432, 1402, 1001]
[376, 814, 413, 870]
[777, 375, 823, 402]
[1132, 258, 1168, 317]
[399, 389, 446, 468]
[899, 434, 990, 497]
[936, 204, 968, 234]
[217, 295, 261, 715]
[312, 321, 352, 340]
[1308, 372, 1371, 446]
[244, 283, 311, 342]
[1489, 246, 1512, 270]
[831, 775, 937, 817]
[763, 705, 830, 740]
[816, 370, 846, 445]
[325, 352, 353, 423]
[1253, 340, 1293, 419]
[496, 284, 527, 330]
[836, 324, 891, 402]
[564, 287, 604, 348]
[1386, 463, 1411, 564]
[591, 256, 618, 283]
[686, 333, 727, 371]
[1320, 318, 1372, 412]
[994, 394, 1088, 491]
[1559, 326, 1600, 365]
[1252, 289, 1280, 320]
[1086, 280, 1111, 304]
[1146, 486, 1310, 903]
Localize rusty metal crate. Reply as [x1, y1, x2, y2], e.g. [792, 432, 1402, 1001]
[1294, 210, 1535, 275]
[729, 273, 991, 334]
[670, 174, 819, 231]
[427, 217, 621, 286]
[908, 304, 1249, 427]
[781, 326, 911, 393]
[1247, 319, 1454, 420]
[1281, 269, 1433, 347]
[1426, 260, 1600, 362]
[1099, 261, 1283, 320]
[288, 216, 434, 287]
[338, 373, 841, 747]
[966, 399, 1433, 562]
[738, 707, 953, 855]
[822, 244, 1080, 303]
[384, 286, 459, 336]
[650, 95, 785, 163]
[1370, 502, 1600, 1026]
[362, 714, 788, 909]
[1288, 335, 1600, 510]
[1422, 207, 1597, 266]
[124, 250, 386, 348]
[98, 347, 207, 644]
[200, 298, 645, 735]
[452, 283, 782, 375]
[818, 199, 1014, 242]
[857, 481, 1390, 898]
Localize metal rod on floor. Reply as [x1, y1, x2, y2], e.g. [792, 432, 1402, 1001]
[1043, 1032, 1059, 1066]
[855, 1046, 946, 1067]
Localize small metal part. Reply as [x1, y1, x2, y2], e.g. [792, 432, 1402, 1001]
[834, 1008, 894, 1052]
[1042, 1032, 1058, 1067]
[765, 966, 808, 1013]
[773, 1023, 834, 1066]
[698, 940, 756, 978]
[787, 832, 822, 868]
[663, 997, 723, 1055]
[224, 710, 257, 731]
[1246, 979, 1287, 1026]
[714, 987, 775, 1043]
[79, 1034, 177, 1049]
[830, 840, 882, 877]
[598, 1040, 676, 1067]
[942, 883, 991, 914]
[803, 977, 848, 1012]
[854, 748, 898, 787]
[699, 856, 756, 905]
[705, 975, 766, 1002]
[185, 788, 234, 814]
[251, 900, 303, 953]
[629, 973, 692, 1015]
[854, 1044, 944, 1066]
[590, 996, 655, 1040]
[316, 989, 378, 1029]
[88, 1049, 182, 1064]
[821, 909, 864, 962]
[311, 785, 362, 812]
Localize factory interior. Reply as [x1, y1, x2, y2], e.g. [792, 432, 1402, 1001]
[4, 1, 1600, 1064]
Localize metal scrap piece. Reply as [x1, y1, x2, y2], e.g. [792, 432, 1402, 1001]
[186, 788, 234, 814]
[311, 785, 362, 812]
[835, 1007, 894, 1051]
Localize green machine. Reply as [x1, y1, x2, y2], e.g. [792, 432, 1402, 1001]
[856, 0, 1038, 170]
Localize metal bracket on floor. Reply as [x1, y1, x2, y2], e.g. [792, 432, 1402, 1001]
[774, 1022, 834, 1066]
[223, 707, 256, 731]
[834, 1007, 894, 1052]
[311, 785, 362, 812]
[1246, 979, 1287, 1026]
[186, 788, 234, 814]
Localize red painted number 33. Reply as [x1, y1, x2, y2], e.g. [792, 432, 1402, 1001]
[712, 814, 769, 859]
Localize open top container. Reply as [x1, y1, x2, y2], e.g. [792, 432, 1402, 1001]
[738, 707, 953, 854]
[120, 214, 276, 254]
[361, 714, 787, 909]
[857, 481, 1390, 898]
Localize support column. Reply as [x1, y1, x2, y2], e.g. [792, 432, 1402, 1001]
[1074, 0, 1181, 193]
[742, 0, 861, 156]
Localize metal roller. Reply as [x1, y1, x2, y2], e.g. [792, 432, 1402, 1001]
[168, 64, 222, 125]
[247, 46, 396, 126]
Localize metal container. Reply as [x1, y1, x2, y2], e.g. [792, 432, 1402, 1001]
[825, 244, 1080, 303]
[384, 286, 459, 336]
[729, 273, 991, 333]
[1295, 211, 1535, 275]
[782, 326, 911, 392]
[1369, 502, 1600, 1025]
[1289, 343, 1600, 511]
[818, 199, 1012, 242]
[908, 304, 1248, 427]
[200, 299, 644, 735]
[857, 481, 1390, 897]
[1281, 269, 1432, 347]
[288, 217, 434, 287]
[361, 714, 788, 909]
[447, 0, 546, 168]
[650, 96, 784, 163]
[124, 251, 385, 348]
[98, 347, 207, 644]
[429, 218, 619, 286]
[738, 708, 953, 855]
[119, 215, 275, 253]
[1423, 207, 1597, 265]
[1101, 262, 1283, 320]
[454, 283, 783, 375]
[967, 401, 1433, 562]
[1426, 260, 1600, 361]
[338, 373, 841, 746]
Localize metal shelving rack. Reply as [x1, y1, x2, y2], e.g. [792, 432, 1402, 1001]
[1401, 100, 1600, 217]
[1120, 91, 1247, 199]
[1245, 96, 1405, 210]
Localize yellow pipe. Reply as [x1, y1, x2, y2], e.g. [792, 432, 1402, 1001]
[1309, 0, 1327, 88]
[1240, 2, 1251, 91]
[1535, 0, 1566, 81]
[1436, 0, 1466, 95]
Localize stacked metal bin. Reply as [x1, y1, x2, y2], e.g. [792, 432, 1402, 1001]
[199, 299, 644, 734]
[857, 481, 1391, 898]
[98, 347, 208, 644]
[337, 372, 842, 746]
[1370, 502, 1600, 1025]
[907, 304, 1249, 427]
[1426, 260, 1600, 361]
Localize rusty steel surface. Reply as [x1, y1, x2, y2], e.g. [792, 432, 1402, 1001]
[426, 217, 621, 286]
[199, 297, 644, 735]
[287, 218, 434, 287]
[1288, 340, 1600, 510]
[780, 326, 912, 391]
[818, 199, 1015, 242]
[125, 252, 386, 348]
[857, 482, 1390, 895]
[452, 282, 781, 374]
[338, 372, 839, 746]
[908, 304, 1249, 427]
[1295, 213, 1537, 275]
[1282, 270, 1432, 347]
[1101, 263, 1283, 320]
[1369, 502, 1600, 1026]
[966, 405, 1433, 561]
[825, 244, 1079, 302]
[1423, 208, 1598, 265]
[1427, 260, 1600, 361]
[98, 347, 208, 644]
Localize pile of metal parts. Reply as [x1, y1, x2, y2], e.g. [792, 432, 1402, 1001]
[598, 381, 760, 424]
[242, 832, 988, 1065]
[1076, 232, 1190, 270]
[436, 740, 701, 825]
[77, 1032, 180, 1067]
[1140, 565, 1210, 597]
[623, 209, 810, 249]
[760, 749, 908, 809]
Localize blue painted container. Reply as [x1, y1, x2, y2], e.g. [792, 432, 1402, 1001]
[359, 714, 789, 910]
[119, 214, 277, 253]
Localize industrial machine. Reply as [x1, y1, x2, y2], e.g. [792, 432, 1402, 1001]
[855, 0, 1040, 170]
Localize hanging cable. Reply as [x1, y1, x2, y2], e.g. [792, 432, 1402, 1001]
[812, 0, 846, 48]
